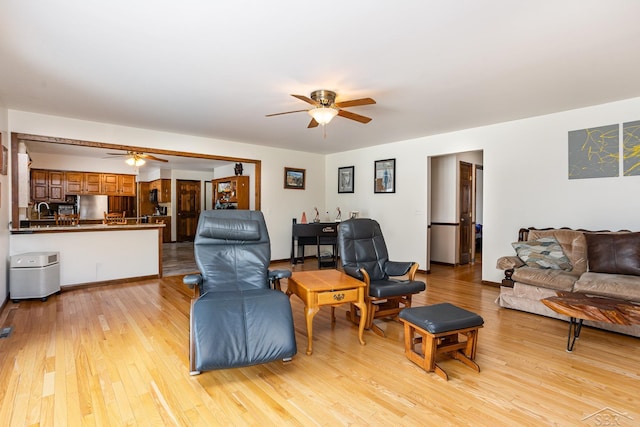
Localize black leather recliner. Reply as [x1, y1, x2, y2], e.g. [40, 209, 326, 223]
[183, 210, 297, 374]
[338, 218, 426, 337]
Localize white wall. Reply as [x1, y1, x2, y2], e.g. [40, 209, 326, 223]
[326, 96, 640, 283]
[8, 110, 326, 260]
[430, 155, 457, 264]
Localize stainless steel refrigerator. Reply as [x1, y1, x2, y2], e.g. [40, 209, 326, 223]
[77, 195, 109, 220]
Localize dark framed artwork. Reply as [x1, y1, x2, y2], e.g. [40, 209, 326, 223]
[0, 144, 7, 175]
[338, 166, 354, 193]
[284, 167, 306, 189]
[374, 158, 395, 193]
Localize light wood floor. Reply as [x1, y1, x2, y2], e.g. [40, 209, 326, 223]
[1, 258, 639, 426]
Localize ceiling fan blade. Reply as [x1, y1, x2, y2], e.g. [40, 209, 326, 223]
[337, 109, 372, 124]
[334, 97, 376, 108]
[265, 109, 309, 117]
[291, 94, 319, 106]
[140, 153, 168, 162]
[106, 152, 127, 156]
[307, 118, 319, 128]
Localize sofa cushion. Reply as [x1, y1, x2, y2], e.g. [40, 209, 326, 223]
[528, 229, 587, 274]
[511, 266, 580, 291]
[512, 237, 572, 270]
[585, 232, 640, 276]
[574, 272, 640, 303]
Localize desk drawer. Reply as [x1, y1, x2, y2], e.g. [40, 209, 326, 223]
[317, 288, 358, 305]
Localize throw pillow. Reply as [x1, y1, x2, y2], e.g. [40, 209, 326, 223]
[585, 232, 640, 276]
[512, 237, 572, 270]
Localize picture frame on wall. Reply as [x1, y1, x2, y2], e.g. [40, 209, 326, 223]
[338, 166, 354, 193]
[374, 158, 395, 193]
[284, 167, 306, 189]
[0, 144, 7, 176]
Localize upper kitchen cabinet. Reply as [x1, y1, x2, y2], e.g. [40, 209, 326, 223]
[65, 171, 102, 195]
[103, 173, 136, 196]
[213, 175, 249, 209]
[31, 169, 66, 202]
[149, 179, 171, 203]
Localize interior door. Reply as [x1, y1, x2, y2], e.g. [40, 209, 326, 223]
[176, 179, 201, 242]
[459, 161, 472, 265]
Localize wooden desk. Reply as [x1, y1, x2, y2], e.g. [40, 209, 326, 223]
[291, 221, 338, 268]
[286, 269, 367, 355]
[542, 292, 640, 352]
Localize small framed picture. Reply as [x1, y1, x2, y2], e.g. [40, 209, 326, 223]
[338, 166, 354, 193]
[374, 158, 395, 193]
[0, 144, 6, 176]
[284, 167, 306, 190]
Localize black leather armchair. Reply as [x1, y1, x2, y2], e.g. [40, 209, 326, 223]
[338, 218, 426, 337]
[183, 210, 297, 374]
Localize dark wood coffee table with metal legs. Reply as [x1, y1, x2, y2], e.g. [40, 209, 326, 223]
[542, 292, 640, 352]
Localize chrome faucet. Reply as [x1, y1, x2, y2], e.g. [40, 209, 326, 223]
[37, 202, 50, 219]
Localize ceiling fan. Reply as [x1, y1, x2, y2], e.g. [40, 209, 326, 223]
[106, 151, 168, 166]
[266, 90, 376, 128]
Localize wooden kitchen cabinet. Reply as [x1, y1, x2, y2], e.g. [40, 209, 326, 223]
[31, 169, 66, 202]
[213, 175, 249, 209]
[65, 171, 102, 195]
[103, 173, 136, 196]
[149, 179, 171, 202]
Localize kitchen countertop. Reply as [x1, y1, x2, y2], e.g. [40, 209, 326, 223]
[11, 223, 165, 234]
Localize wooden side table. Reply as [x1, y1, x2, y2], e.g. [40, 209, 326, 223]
[286, 269, 367, 355]
[542, 292, 640, 352]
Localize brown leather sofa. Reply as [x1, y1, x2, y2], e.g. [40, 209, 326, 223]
[496, 227, 640, 337]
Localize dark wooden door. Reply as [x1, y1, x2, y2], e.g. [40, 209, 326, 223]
[459, 161, 473, 265]
[176, 180, 201, 242]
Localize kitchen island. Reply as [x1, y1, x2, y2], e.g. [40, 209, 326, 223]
[10, 223, 165, 288]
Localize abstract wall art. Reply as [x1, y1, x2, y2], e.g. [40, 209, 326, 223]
[622, 120, 640, 176]
[568, 124, 619, 179]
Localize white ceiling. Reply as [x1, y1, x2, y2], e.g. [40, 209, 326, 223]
[2, 1, 640, 155]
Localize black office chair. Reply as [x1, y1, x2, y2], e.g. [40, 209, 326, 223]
[338, 218, 426, 337]
[183, 210, 296, 374]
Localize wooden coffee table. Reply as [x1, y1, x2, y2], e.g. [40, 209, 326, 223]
[542, 292, 640, 352]
[286, 269, 367, 355]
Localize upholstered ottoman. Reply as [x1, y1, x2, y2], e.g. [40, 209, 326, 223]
[398, 303, 484, 380]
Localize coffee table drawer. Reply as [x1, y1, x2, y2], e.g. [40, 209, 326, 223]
[317, 288, 358, 305]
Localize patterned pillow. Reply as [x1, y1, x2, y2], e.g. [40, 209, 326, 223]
[512, 237, 572, 270]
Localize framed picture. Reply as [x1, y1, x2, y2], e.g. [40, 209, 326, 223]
[338, 166, 354, 193]
[0, 144, 6, 176]
[284, 167, 305, 189]
[374, 158, 395, 193]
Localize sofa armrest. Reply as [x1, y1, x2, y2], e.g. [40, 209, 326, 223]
[496, 255, 524, 270]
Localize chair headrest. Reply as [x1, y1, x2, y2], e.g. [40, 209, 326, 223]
[200, 217, 261, 241]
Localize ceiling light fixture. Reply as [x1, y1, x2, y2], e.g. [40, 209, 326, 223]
[126, 155, 145, 167]
[308, 106, 338, 125]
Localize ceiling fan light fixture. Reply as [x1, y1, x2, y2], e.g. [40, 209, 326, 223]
[308, 106, 338, 125]
[126, 155, 145, 166]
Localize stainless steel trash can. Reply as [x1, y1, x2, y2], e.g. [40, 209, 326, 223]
[10, 252, 61, 302]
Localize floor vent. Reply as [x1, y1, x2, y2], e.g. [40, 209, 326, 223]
[0, 327, 13, 338]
